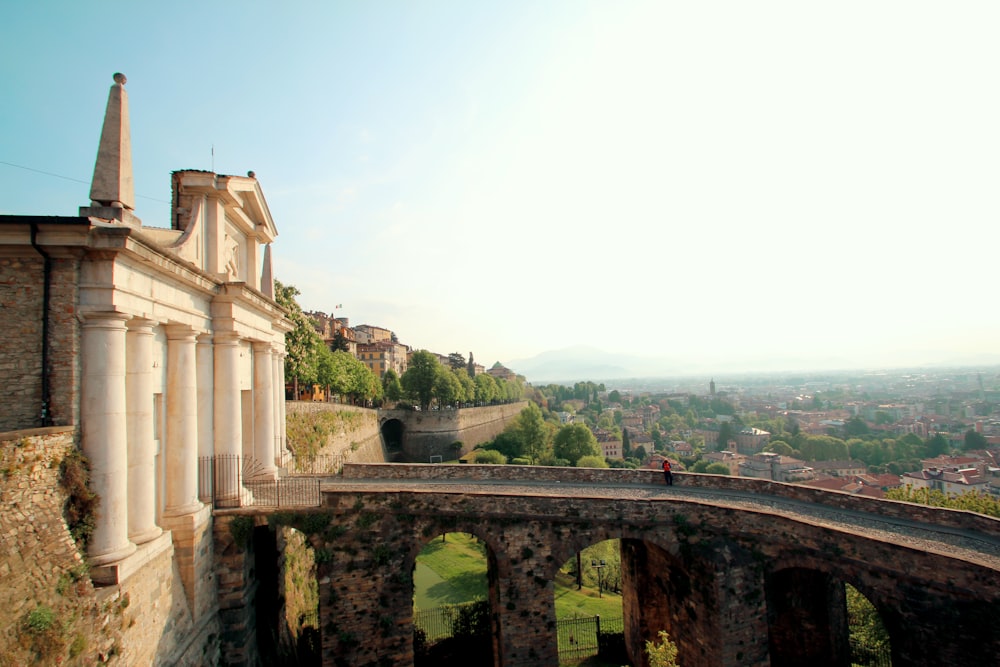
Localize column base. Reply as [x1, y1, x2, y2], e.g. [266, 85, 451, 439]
[89, 539, 137, 568]
[129, 525, 164, 545]
[163, 500, 205, 518]
[91, 531, 171, 586]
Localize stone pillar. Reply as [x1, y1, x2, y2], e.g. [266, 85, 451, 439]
[252, 342, 277, 479]
[272, 349, 285, 468]
[163, 325, 202, 517]
[765, 569, 848, 667]
[214, 332, 244, 504]
[196, 334, 215, 461]
[125, 318, 161, 544]
[80, 312, 136, 565]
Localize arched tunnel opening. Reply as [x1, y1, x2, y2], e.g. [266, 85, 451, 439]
[381, 418, 405, 461]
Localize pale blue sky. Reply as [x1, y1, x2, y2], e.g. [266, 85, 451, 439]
[3, 2, 999, 373]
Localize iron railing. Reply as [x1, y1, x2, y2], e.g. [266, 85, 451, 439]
[557, 615, 624, 662]
[198, 455, 323, 509]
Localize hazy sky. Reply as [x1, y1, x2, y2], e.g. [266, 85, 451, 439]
[2, 2, 999, 373]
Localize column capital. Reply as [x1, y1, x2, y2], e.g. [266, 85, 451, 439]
[252, 340, 277, 354]
[164, 323, 198, 341]
[126, 317, 156, 333]
[214, 331, 242, 346]
[196, 332, 214, 345]
[79, 310, 131, 328]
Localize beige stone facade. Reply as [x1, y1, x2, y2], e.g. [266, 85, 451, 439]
[0, 74, 290, 664]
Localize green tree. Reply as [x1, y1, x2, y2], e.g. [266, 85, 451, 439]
[845, 417, 870, 436]
[487, 431, 527, 460]
[453, 367, 476, 405]
[383, 368, 403, 402]
[474, 373, 499, 404]
[926, 432, 949, 457]
[275, 280, 325, 397]
[447, 352, 466, 371]
[576, 454, 608, 468]
[553, 424, 600, 465]
[765, 440, 795, 456]
[705, 462, 730, 475]
[330, 329, 350, 352]
[433, 365, 464, 407]
[716, 421, 735, 452]
[964, 429, 988, 451]
[516, 403, 550, 462]
[401, 350, 440, 409]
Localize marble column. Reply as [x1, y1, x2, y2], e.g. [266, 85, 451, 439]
[271, 349, 284, 468]
[196, 334, 215, 502]
[163, 325, 202, 517]
[213, 332, 243, 502]
[80, 312, 136, 565]
[276, 350, 287, 459]
[252, 342, 277, 478]
[125, 318, 161, 544]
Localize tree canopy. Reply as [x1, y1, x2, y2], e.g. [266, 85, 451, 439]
[553, 423, 600, 466]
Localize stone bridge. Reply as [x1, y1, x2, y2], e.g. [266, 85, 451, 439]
[226, 464, 1000, 667]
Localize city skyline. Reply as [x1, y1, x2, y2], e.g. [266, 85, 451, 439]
[3, 2, 999, 374]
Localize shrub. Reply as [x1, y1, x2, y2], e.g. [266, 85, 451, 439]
[576, 455, 609, 468]
[473, 450, 506, 465]
[60, 449, 99, 550]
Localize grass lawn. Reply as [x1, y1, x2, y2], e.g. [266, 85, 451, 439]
[553, 572, 623, 619]
[414, 533, 489, 609]
[414, 534, 623, 620]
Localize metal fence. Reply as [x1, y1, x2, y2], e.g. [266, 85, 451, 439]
[557, 615, 624, 662]
[283, 453, 345, 476]
[414, 601, 491, 643]
[198, 455, 322, 509]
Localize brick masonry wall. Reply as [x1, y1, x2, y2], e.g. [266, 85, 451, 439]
[0, 256, 45, 431]
[0, 254, 83, 432]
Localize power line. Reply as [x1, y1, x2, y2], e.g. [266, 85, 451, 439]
[0, 159, 170, 204]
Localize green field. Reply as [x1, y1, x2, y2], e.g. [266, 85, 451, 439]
[413, 533, 623, 620]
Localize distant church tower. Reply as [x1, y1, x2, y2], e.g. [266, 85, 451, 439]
[710, 378, 716, 396]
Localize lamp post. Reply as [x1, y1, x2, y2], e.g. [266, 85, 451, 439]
[591, 558, 607, 598]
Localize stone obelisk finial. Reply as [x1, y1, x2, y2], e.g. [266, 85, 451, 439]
[83, 73, 139, 225]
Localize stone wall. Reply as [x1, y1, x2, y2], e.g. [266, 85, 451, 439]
[301, 483, 1000, 667]
[0, 427, 220, 666]
[285, 402, 385, 466]
[340, 462, 1000, 537]
[381, 401, 527, 461]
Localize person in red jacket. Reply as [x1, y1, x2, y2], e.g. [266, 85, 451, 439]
[662, 458, 673, 486]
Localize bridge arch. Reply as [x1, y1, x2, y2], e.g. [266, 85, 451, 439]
[409, 529, 501, 666]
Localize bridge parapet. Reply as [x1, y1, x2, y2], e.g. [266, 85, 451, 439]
[340, 462, 1000, 538]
